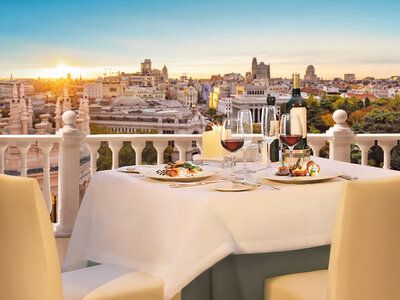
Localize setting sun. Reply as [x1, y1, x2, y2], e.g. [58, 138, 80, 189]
[39, 62, 83, 79]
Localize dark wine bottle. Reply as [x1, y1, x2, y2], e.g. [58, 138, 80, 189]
[266, 96, 279, 162]
[285, 73, 307, 149]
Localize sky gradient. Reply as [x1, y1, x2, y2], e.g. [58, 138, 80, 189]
[1, 0, 400, 79]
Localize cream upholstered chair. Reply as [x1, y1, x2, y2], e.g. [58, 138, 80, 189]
[265, 176, 400, 300]
[0, 175, 163, 300]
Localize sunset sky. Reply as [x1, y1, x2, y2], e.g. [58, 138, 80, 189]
[1, 0, 400, 79]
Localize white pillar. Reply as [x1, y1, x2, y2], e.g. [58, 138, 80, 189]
[175, 141, 191, 162]
[131, 140, 146, 165]
[380, 141, 397, 169]
[37, 141, 54, 214]
[326, 110, 355, 162]
[109, 140, 123, 169]
[55, 111, 86, 237]
[355, 142, 374, 166]
[153, 141, 168, 165]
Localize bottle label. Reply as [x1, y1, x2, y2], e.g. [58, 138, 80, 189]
[290, 107, 307, 138]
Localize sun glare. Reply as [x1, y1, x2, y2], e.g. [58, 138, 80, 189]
[39, 62, 83, 79]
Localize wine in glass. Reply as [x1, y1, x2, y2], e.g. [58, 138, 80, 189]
[237, 109, 254, 173]
[279, 113, 303, 166]
[261, 106, 278, 168]
[221, 118, 244, 178]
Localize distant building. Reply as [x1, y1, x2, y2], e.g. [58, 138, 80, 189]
[90, 95, 207, 134]
[217, 97, 232, 117]
[209, 87, 220, 109]
[178, 86, 198, 108]
[162, 65, 168, 82]
[251, 57, 270, 80]
[344, 74, 356, 82]
[304, 65, 318, 82]
[83, 80, 103, 99]
[152, 69, 162, 84]
[141, 59, 152, 75]
[231, 85, 269, 123]
[100, 76, 128, 98]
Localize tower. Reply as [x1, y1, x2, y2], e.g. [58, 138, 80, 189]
[20, 82, 25, 99]
[55, 98, 62, 131]
[27, 98, 33, 130]
[20, 95, 29, 135]
[12, 83, 18, 100]
[83, 96, 90, 135]
[62, 85, 72, 112]
[162, 65, 168, 82]
[251, 58, 257, 75]
[141, 59, 152, 75]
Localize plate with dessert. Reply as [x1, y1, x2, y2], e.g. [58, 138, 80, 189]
[142, 161, 221, 182]
[257, 160, 342, 183]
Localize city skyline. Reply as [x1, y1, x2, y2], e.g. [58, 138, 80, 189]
[1, 0, 400, 79]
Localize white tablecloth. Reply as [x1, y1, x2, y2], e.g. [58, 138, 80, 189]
[63, 158, 398, 299]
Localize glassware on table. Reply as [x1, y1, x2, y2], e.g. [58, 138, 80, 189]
[279, 113, 303, 166]
[261, 106, 278, 168]
[237, 109, 255, 173]
[221, 118, 244, 178]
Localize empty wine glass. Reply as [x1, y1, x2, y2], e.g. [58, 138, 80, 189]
[221, 118, 244, 178]
[237, 109, 254, 173]
[280, 113, 303, 166]
[261, 106, 278, 168]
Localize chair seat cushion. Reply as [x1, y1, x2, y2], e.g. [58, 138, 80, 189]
[265, 269, 327, 300]
[62, 264, 163, 300]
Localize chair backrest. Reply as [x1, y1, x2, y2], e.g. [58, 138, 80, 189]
[0, 175, 63, 300]
[327, 176, 400, 300]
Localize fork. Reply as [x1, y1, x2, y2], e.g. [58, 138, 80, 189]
[243, 173, 262, 187]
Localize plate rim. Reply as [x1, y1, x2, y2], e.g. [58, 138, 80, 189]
[211, 181, 254, 192]
[257, 170, 343, 183]
[142, 165, 221, 182]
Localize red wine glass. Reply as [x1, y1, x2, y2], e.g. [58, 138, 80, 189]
[279, 113, 303, 166]
[221, 118, 244, 177]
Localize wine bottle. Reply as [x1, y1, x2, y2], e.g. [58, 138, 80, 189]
[285, 73, 307, 149]
[266, 96, 279, 162]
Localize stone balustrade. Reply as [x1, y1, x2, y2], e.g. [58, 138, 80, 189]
[0, 109, 399, 236]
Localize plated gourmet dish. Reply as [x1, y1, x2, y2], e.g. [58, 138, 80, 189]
[156, 161, 203, 177]
[276, 160, 321, 177]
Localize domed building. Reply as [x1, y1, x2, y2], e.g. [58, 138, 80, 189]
[304, 65, 318, 82]
[91, 93, 207, 134]
[112, 94, 147, 107]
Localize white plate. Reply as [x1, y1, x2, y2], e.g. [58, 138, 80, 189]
[117, 167, 140, 174]
[257, 168, 342, 183]
[143, 165, 221, 182]
[212, 181, 254, 192]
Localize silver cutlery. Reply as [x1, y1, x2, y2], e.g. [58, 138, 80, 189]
[339, 174, 358, 181]
[170, 180, 225, 188]
[264, 183, 280, 190]
[243, 173, 261, 187]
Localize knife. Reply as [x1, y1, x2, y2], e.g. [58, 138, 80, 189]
[339, 174, 358, 181]
[170, 180, 225, 188]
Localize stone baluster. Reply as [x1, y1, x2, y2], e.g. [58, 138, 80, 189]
[55, 111, 86, 236]
[175, 140, 191, 162]
[131, 140, 146, 165]
[153, 141, 168, 165]
[37, 141, 54, 213]
[355, 141, 374, 166]
[326, 110, 355, 163]
[379, 140, 397, 169]
[86, 141, 100, 176]
[109, 140, 123, 169]
[15, 141, 32, 177]
[0, 142, 7, 174]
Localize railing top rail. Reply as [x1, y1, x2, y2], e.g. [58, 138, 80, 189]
[84, 133, 265, 142]
[355, 133, 400, 139]
[0, 135, 62, 142]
